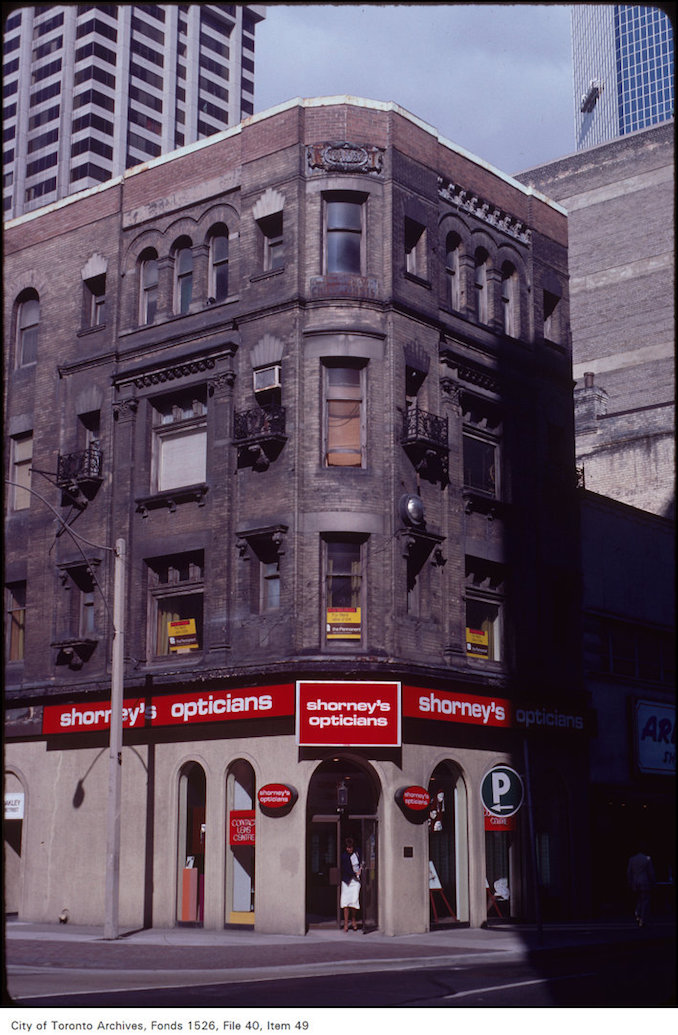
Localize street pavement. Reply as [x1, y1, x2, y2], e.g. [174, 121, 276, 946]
[4, 915, 676, 1006]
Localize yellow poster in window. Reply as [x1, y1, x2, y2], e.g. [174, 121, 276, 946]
[466, 626, 489, 658]
[168, 618, 199, 652]
[327, 608, 361, 639]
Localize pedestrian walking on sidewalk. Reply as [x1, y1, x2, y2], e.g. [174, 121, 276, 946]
[340, 837, 362, 932]
[627, 847, 655, 927]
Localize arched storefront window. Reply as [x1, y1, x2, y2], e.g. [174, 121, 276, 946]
[428, 761, 469, 924]
[176, 761, 206, 925]
[4, 771, 26, 915]
[226, 760, 256, 926]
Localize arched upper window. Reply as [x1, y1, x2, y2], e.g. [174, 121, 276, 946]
[174, 240, 193, 315]
[139, 251, 158, 325]
[16, 292, 39, 366]
[208, 227, 229, 302]
[474, 248, 489, 325]
[445, 232, 461, 310]
[501, 262, 518, 337]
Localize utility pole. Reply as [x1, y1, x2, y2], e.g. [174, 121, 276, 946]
[5, 480, 127, 939]
[104, 538, 126, 940]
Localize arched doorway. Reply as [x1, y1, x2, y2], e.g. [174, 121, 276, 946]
[176, 761, 206, 925]
[306, 757, 380, 932]
[428, 761, 469, 924]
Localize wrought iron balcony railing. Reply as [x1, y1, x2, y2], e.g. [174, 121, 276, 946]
[56, 446, 103, 487]
[402, 406, 448, 450]
[234, 405, 286, 442]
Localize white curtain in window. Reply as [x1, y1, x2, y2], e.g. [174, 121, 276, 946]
[158, 429, 206, 491]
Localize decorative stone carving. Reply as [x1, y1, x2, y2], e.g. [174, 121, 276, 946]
[307, 141, 384, 175]
[438, 177, 531, 244]
[252, 187, 285, 221]
[130, 356, 216, 388]
[208, 370, 236, 395]
[81, 253, 108, 280]
[113, 398, 138, 422]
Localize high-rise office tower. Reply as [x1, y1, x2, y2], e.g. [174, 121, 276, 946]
[2, 3, 266, 219]
[573, 4, 674, 150]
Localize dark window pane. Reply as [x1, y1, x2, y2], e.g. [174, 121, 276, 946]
[327, 232, 361, 274]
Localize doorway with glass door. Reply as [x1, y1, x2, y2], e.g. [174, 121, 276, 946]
[306, 758, 379, 932]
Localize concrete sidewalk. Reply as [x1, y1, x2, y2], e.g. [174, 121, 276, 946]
[7, 915, 673, 956]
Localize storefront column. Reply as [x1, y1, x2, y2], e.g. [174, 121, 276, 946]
[468, 760, 491, 928]
[203, 767, 226, 930]
[254, 753, 309, 935]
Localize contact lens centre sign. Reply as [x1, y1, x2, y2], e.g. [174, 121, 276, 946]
[296, 680, 401, 747]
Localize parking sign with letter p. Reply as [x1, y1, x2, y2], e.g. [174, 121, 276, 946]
[481, 765, 524, 818]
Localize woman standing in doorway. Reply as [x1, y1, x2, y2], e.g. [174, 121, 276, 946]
[340, 837, 362, 931]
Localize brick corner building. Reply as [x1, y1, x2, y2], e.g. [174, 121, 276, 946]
[4, 97, 591, 934]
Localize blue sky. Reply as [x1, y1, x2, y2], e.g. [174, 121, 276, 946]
[254, 3, 575, 176]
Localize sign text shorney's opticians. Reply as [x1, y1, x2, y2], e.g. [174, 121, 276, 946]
[297, 681, 401, 747]
[42, 684, 295, 734]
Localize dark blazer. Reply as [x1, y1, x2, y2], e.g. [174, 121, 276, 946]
[341, 849, 361, 884]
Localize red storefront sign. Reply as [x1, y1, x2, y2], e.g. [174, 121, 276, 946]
[229, 810, 255, 845]
[484, 809, 516, 832]
[402, 786, 430, 810]
[402, 686, 512, 728]
[296, 680, 401, 747]
[42, 684, 295, 735]
[257, 784, 296, 809]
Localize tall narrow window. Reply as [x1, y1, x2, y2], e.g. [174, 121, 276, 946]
[209, 230, 229, 301]
[325, 538, 363, 642]
[474, 249, 489, 325]
[326, 197, 363, 274]
[463, 434, 497, 496]
[501, 262, 517, 337]
[84, 274, 106, 327]
[260, 561, 280, 611]
[258, 212, 284, 271]
[62, 564, 98, 640]
[445, 232, 461, 310]
[404, 217, 427, 278]
[175, 244, 193, 314]
[465, 597, 501, 661]
[17, 294, 39, 365]
[6, 582, 26, 661]
[543, 290, 560, 343]
[324, 364, 364, 468]
[148, 551, 204, 657]
[140, 252, 158, 324]
[10, 433, 33, 510]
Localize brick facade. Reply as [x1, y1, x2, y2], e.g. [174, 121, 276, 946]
[4, 99, 591, 932]
[518, 122, 675, 518]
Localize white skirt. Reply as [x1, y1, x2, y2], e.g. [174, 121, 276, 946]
[340, 879, 360, 910]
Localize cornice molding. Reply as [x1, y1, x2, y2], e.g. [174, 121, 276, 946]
[438, 177, 532, 244]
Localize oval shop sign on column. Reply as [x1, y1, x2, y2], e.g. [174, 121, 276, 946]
[481, 765, 524, 818]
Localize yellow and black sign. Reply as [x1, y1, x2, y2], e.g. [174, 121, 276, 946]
[326, 607, 361, 640]
[466, 626, 489, 658]
[168, 618, 199, 653]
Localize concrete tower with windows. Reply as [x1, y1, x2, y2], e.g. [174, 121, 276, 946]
[572, 4, 674, 151]
[2, 3, 265, 218]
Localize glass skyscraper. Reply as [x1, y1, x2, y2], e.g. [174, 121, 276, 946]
[2, 4, 266, 219]
[572, 4, 674, 150]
